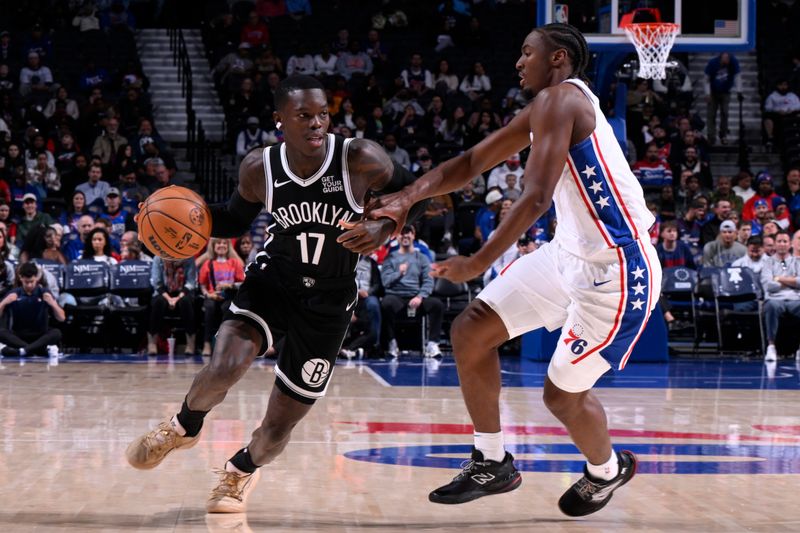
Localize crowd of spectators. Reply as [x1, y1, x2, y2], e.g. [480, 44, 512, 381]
[0, 2, 798, 359]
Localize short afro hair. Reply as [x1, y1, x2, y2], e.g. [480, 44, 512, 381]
[274, 75, 326, 110]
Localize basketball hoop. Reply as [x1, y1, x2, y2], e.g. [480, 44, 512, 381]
[622, 22, 679, 80]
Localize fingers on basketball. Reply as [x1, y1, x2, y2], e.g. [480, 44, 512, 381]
[138, 186, 212, 260]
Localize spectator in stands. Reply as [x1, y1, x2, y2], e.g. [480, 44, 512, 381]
[0, 229, 14, 291]
[676, 173, 708, 216]
[431, 59, 458, 96]
[732, 235, 768, 274]
[733, 169, 755, 204]
[475, 189, 504, 244]
[19, 225, 66, 264]
[709, 175, 743, 214]
[27, 151, 60, 197]
[286, 42, 315, 76]
[61, 214, 95, 262]
[703, 220, 746, 267]
[79, 60, 110, 96]
[240, 10, 270, 49]
[763, 234, 776, 256]
[79, 227, 118, 265]
[675, 146, 712, 189]
[704, 52, 741, 145]
[148, 255, 197, 355]
[236, 116, 271, 161]
[437, 105, 467, 148]
[484, 233, 536, 287]
[0, 202, 16, 243]
[777, 168, 800, 221]
[18, 51, 53, 104]
[762, 79, 800, 149]
[60, 190, 90, 234]
[44, 86, 79, 120]
[743, 172, 779, 221]
[198, 238, 245, 356]
[650, 124, 671, 161]
[132, 118, 167, 161]
[657, 220, 696, 269]
[213, 42, 254, 89]
[653, 58, 693, 112]
[76, 162, 110, 211]
[773, 196, 792, 231]
[400, 52, 433, 100]
[382, 133, 410, 169]
[313, 43, 337, 79]
[0, 31, 17, 68]
[53, 132, 80, 192]
[17, 193, 53, 244]
[233, 233, 253, 263]
[341, 254, 383, 359]
[459, 61, 491, 102]
[633, 142, 673, 192]
[486, 153, 523, 190]
[100, 188, 135, 241]
[92, 117, 128, 167]
[0, 261, 65, 357]
[678, 198, 707, 259]
[118, 88, 152, 134]
[738, 220, 753, 245]
[336, 39, 373, 82]
[0, 64, 14, 94]
[380, 224, 444, 358]
[503, 174, 522, 201]
[24, 133, 55, 169]
[761, 230, 800, 361]
[700, 199, 732, 247]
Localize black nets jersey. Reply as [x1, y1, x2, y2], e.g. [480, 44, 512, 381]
[257, 134, 363, 279]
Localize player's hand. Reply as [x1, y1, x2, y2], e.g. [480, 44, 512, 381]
[430, 255, 483, 283]
[363, 191, 413, 237]
[133, 202, 144, 227]
[336, 218, 395, 254]
[408, 295, 423, 309]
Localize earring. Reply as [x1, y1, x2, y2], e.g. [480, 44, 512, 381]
[276, 121, 282, 129]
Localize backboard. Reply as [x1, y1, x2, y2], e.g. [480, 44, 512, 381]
[538, 0, 755, 52]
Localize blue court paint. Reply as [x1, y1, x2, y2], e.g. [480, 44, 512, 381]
[344, 443, 800, 475]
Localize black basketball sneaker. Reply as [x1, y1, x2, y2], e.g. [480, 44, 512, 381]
[558, 450, 637, 517]
[428, 448, 521, 504]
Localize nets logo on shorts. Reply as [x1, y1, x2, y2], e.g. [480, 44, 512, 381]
[302, 358, 331, 386]
[563, 324, 589, 355]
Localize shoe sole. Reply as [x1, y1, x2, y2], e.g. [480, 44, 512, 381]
[126, 433, 200, 470]
[429, 472, 522, 504]
[558, 451, 638, 517]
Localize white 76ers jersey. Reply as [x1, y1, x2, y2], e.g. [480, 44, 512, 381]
[548, 78, 655, 260]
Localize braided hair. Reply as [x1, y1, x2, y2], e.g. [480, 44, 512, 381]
[534, 23, 590, 82]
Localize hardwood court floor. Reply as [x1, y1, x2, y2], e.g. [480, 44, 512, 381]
[1, 356, 799, 532]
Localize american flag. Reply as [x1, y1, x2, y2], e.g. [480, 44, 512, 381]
[714, 19, 739, 37]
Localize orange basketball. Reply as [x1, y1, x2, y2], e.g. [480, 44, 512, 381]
[138, 185, 212, 260]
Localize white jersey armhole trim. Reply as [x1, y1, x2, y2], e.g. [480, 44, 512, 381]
[279, 133, 336, 187]
[263, 146, 274, 213]
[341, 137, 364, 214]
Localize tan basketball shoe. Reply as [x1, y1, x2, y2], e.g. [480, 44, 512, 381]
[206, 465, 261, 513]
[125, 417, 200, 469]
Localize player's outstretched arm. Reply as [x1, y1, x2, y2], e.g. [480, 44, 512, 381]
[337, 138, 429, 253]
[208, 149, 266, 238]
[432, 88, 574, 283]
[364, 105, 533, 230]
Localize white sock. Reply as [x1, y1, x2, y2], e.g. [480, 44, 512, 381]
[225, 460, 249, 475]
[474, 431, 505, 462]
[169, 415, 187, 436]
[586, 450, 619, 481]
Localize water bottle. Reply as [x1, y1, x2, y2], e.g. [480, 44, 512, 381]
[167, 336, 176, 356]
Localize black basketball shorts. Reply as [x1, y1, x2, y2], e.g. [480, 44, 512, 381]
[223, 258, 357, 404]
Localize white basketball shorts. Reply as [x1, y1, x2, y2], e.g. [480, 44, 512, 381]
[477, 238, 662, 393]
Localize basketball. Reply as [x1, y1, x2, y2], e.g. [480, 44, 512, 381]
[138, 185, 212, 260]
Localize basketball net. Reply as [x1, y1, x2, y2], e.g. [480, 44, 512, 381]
[622, 23, 679, 80]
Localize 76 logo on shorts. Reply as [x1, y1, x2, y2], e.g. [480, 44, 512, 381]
[563, 325, 589, 355]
